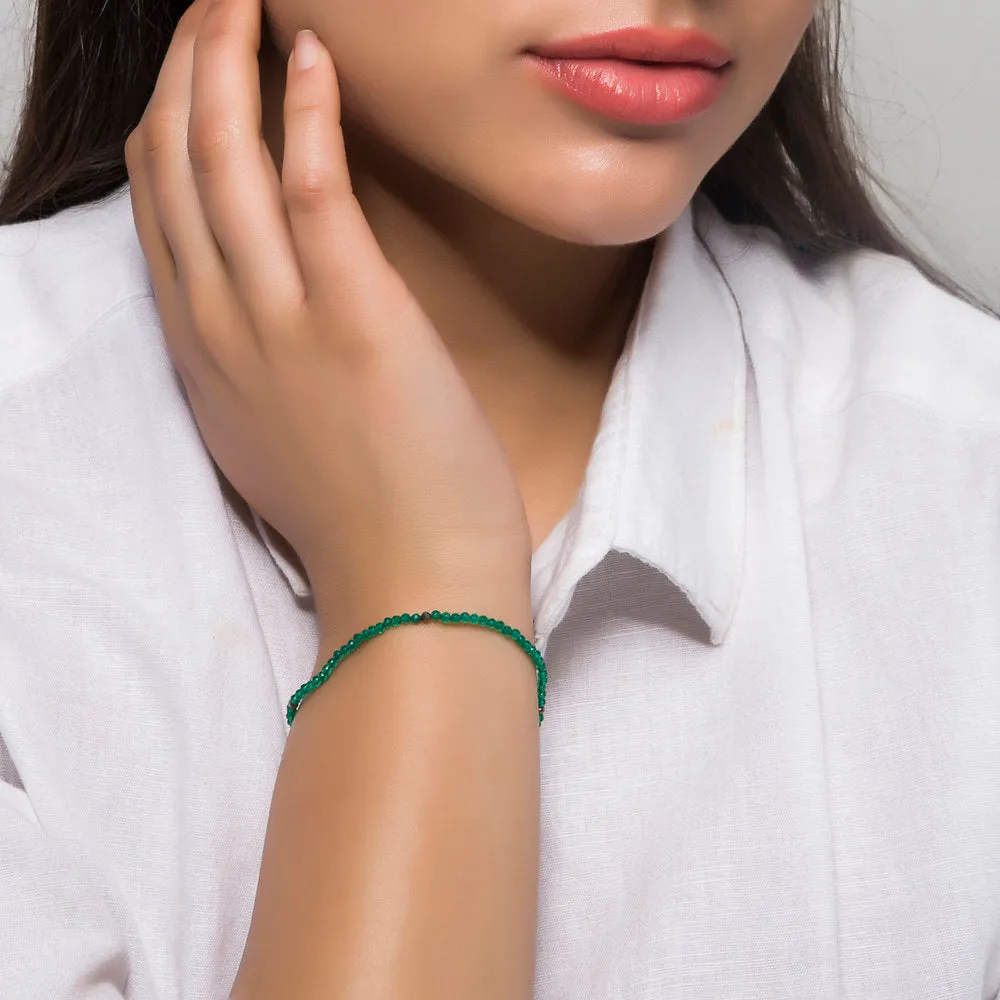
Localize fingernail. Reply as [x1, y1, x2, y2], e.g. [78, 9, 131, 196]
[294, 29, 320, 71]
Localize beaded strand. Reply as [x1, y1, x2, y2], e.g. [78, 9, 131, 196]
[286, 610, 547, 726]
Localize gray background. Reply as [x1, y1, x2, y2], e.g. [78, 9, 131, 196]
[1, 0, 997, 310]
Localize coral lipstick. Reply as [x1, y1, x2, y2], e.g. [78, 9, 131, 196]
[525, 58, 726, 125]
[524, 25, 733, 126]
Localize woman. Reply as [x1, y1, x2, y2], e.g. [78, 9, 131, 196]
[1, 0, 998, 995]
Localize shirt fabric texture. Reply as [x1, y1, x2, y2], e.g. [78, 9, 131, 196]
[1, 184, 999, 999]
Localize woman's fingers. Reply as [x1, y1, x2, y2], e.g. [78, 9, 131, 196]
[281, 29, 421, 346]
[124, 128, 176, 293]
[187, 0, 306, 332]
[125, 132, 195, 380]
[132, 0, 423, 381]
[139, 0, 223, 295]
[134, 0, 253, 386]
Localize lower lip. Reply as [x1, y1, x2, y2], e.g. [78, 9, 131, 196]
[524, 55, 727, 126]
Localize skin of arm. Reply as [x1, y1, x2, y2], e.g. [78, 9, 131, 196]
[123, 3, 544, 990]
[228, 586, 540, 1000]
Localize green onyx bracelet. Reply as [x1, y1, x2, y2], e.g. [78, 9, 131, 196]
[286, 610, 548, 727]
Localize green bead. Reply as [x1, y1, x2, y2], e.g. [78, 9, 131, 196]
[287, 609, 548, 729]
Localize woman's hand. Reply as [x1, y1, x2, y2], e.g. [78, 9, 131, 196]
[124, 0, 533, 637]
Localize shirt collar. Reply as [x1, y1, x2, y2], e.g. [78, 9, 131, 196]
[251, 196, 747, 646]
[612, 196, 748, 644]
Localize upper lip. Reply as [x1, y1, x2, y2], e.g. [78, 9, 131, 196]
[526, 25, 733, 68]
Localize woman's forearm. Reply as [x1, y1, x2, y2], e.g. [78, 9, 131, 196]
[229, 592, 541, 1000]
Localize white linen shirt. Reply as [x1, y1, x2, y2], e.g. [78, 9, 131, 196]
[1, 184, 999, 1000]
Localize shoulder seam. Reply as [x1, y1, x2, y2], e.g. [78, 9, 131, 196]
[0, 292, 155, 400]
[798, 386, 1000, 428]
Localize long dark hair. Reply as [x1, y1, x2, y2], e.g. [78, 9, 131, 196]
[0, 0, 991, 314]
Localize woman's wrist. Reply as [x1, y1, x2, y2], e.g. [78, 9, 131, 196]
[311, 577, 536, 670]
[233, 605, 541, 1000]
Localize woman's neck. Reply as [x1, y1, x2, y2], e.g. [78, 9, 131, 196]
[257, 30, 655, 545]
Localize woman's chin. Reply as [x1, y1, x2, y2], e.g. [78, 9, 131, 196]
[485, 175, 699, 246]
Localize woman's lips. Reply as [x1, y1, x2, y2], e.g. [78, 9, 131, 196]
[524, 55, 728, 126]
